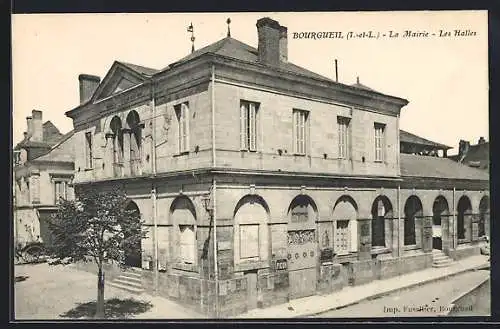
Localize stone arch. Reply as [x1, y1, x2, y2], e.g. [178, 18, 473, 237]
[403, 195, 422, 246]
[124, 200, 142, 268]
[371, 195, 394, 248]
[233, 194, 270, 264]
[170, 195, 197, 265]
[457, 195, 472, 241]
[479, 195, 489, 238]
[432, 196, 450, 250]
[287, 194, 318, 223]
[332, 195, 358, 254]
[126, 110, 142, 175]
[110, 116, 124, 165]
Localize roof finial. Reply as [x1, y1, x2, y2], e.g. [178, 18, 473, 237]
[226, 17, 231, 37]
[187, 22, 195, 53]
[357, 76, 360, 84]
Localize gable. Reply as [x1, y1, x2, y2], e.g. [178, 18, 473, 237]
[91, 62, 146, 102]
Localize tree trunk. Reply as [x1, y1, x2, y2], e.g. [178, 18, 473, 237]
[95, 264, 105, 318]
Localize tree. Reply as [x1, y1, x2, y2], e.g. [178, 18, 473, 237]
[44, 188, 146, 318]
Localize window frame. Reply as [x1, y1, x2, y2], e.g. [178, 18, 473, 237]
[240, 100, 259, 152]
[175, 102, 190, 154]
[293, 109, 309, 155]
[374, 122, 386, 162]
[179, 224, 196, 265]
[84, 131, 93, 169]
[337, 116, 350, 159]
[239, 223, 260, 260]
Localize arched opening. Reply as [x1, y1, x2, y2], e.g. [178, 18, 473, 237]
[110, 116, 123, 177]
[371, 196, 393, 248]
[233, 195, 269, 264]
[124, 201, 142, 268]
[286, 194, 318, 300]
[332, 195, 358, 255]
[170, 196, 197, 265]
[479, 196, 489, 238]
[457, 196, 472, 241]
[432, 196, 449, 250]
[126, 110, 142, 176]
[404, 196, 422, 246]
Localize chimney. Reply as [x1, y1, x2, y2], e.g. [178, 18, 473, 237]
[478, 136, 486, 144]
[256, 17, 288, 66]
[78, 74, 101, 104]
[30, 110, 43, 142]
[26, 116, 33, 139]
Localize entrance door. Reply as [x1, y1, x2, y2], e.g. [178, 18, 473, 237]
[287, 229, 317, 299]
[245, 271, 258, 311]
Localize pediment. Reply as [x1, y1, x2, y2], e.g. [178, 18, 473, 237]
[91, 62, 147, 102]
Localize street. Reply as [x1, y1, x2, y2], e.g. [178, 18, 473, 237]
[14, 263, 203, 319]
[313, 269, 490, 318]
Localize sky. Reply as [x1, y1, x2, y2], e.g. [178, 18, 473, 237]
[11, 11, 488, 153]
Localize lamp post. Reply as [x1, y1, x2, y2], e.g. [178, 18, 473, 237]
[202, 183, 218, 317]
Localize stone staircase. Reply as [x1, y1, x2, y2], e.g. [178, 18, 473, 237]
[108, 267, 144, 294]
[432, 249, 454, 268]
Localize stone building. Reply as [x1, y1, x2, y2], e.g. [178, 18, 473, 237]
[64, 17, 489, 316]
[13, 110, 75, 257]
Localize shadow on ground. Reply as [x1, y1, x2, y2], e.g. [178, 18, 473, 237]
[60, 298, 153, 319]
[15, 276, 29, 283]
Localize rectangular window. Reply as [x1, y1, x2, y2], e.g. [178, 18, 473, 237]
[335, 220, 350, 255]
[240, 224, 259, 259]
[293, 109, 308, 155]
[179, 225, 196, 264]
[85, 131, 93, 168]
[54, 181, 67, 204]
[240, 101, 258, 151]
[175, 102, 190, 154]
[374, 123, 386, 162]
[337, 117, 350, 159]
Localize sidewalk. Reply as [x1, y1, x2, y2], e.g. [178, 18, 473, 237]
[235, 254, 490, 318]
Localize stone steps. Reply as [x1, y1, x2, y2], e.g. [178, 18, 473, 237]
[109, 269, 144, 295]
[432, 250, 454, 268]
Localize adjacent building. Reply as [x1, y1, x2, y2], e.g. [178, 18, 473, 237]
[449, 137, 489, 170]
[63, 17, 489, 316]
[13, 110, 75, 258]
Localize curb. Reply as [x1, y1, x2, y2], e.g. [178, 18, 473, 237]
[298, 261, 490, 318]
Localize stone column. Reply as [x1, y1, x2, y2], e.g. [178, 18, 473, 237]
[441, 213, 450, 254]
[104, 133, 114, 178]
[471, 213, 479, 243]
[122, 128, 132, 177]
[422, 215, 433, 252]
[485, 212, 490, 240]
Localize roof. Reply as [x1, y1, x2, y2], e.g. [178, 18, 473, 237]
[117, 61, 159, 77]
[160, 37, 395, 96]
[400, 153, 489, 180]
[449, 142, 489, 169]
[400, 129, 452, 150]
[32, 130, 75, 163]
[14, 121, 64, 151]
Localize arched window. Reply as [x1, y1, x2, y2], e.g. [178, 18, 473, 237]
[479, 196, 489, 238]
[233, 195, 270, 264]
[110, 116, 123, 165]
[126, 111, 142, 175]
[404, 196, 422, 246]
[332, 196, 358, 255]
[170, 196, 197, 265]
[371, 196, 393, 248]
[457, 196, 472, 241]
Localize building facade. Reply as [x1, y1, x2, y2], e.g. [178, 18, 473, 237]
[13, 110, 76, 259]
[65, 17, 490, 316]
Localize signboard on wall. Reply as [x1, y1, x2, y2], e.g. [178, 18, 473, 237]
[273, 259, 288, 271]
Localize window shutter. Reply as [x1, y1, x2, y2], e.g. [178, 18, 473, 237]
[183, 103, 190, 152]
[240, 104, 247, 150]
[249, 103, 256, 151]
[292, 110, 297, 154]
